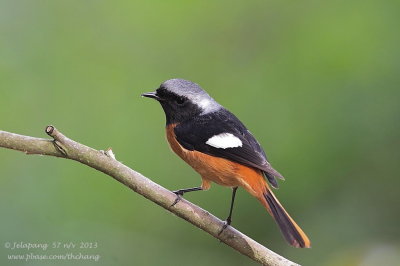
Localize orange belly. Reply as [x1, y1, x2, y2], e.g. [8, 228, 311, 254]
[166, 124, 266, 196]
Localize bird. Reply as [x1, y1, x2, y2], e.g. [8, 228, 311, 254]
[142, 78, 311, 248]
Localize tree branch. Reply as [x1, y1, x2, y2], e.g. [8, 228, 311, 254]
[0, 126, 299, 266]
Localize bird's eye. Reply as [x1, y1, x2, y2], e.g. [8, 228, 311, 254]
[176, 97, 186, 105]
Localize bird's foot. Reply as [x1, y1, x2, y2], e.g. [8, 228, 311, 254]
[171, 190, 184, 207]
[218, 217, 232, 235]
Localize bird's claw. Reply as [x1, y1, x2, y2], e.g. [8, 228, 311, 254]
[218, 219, 231, 235]
[171, 190, 184, 207]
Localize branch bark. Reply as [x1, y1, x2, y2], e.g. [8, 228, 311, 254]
[0, 126, 299, 266]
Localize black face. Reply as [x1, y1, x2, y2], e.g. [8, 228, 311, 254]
[143, 86, 202, 125]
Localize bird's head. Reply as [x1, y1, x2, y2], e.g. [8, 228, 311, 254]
[142, 79, 221, 124]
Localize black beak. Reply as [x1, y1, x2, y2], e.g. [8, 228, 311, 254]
[141, 91, 160, 100]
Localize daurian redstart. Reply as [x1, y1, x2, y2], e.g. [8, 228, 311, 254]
[142, 79, 310, 248]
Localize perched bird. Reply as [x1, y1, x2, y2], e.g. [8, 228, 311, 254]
[142, 79, 311, 248]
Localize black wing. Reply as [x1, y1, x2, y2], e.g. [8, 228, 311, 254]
[174, 109, 284, 188]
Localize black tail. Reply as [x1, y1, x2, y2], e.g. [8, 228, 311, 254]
[263, 190, 311, 248]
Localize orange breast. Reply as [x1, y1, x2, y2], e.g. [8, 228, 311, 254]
[166, 124, 267, 196]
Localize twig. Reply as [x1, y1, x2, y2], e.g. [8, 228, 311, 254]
[0, 126, 300, 266]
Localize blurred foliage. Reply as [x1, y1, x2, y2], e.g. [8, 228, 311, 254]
[1, 0, 399, 265]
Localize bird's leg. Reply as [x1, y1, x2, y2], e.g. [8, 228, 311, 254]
[218, 187, 238, 235]
[171, 186, 203, 206]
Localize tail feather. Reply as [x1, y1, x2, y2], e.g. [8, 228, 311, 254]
[262, 190, 311, 248]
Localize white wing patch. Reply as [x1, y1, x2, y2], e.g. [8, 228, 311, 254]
[206, 133, 243, 149]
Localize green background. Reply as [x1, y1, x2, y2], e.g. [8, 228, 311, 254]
[1, 1, 399, 265]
